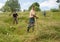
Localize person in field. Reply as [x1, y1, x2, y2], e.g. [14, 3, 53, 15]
[27, 6, 38, 32]
[43, 11, 46, 17]
[13, 11, 18, 24]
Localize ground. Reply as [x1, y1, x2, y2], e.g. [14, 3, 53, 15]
[0, 11, 60, 42]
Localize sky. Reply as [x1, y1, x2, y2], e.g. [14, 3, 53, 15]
[0, 0, 59, 11]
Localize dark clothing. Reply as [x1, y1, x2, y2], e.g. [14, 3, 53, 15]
[27, 17, 35, 32]
[43, 11, 46, 16]
[29, 17, 35, 24]
[13, 17, 18, 24]
[13, 13, 18, 24]
[13, 13, 18, 18]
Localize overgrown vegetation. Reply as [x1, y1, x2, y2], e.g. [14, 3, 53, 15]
[0, 11, 60, 42]
[1, 0, 20, 12]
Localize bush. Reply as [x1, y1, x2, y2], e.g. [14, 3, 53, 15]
[51, 9, 59, 12]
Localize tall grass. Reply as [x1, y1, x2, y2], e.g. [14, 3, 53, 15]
[0, 11, 60, 42]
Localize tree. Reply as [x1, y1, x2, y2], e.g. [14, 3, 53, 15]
[56, 0, 60, 3]
[29, 2, 40, 11]
[56, 0, 60, 10]
[51, 8, 59, 12]
[2, 0, 20, 12]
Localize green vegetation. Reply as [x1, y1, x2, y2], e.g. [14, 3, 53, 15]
[0, 11, 60, 42]
[29, 2, 40, 11]
[56, 0, 60, 10]
[1, 0, 20, 12]
[51, 9, 60, 12]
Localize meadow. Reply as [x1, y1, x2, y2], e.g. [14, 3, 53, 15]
[0, 11, 60, 42]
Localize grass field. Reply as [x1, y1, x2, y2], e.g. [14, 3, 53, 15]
[0, 11, 60, 42]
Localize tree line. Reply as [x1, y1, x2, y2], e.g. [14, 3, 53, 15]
[0, 0, 60, 12]
[0, 0, 40, 12]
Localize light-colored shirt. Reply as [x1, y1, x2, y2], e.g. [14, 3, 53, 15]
[29, 9, 35, 18]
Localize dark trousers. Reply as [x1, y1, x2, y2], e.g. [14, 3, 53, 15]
[27, 18, 35, 32]
[13, 17, 18, 24]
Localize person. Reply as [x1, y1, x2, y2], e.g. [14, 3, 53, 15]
[43, 11, 46, 17]
[13, 11, 18, 24]
[27, 6, 38, 32]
